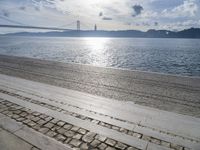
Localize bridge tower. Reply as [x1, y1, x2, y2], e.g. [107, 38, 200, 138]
[94, 24, 97, 31]
[77, 20, 80, 31]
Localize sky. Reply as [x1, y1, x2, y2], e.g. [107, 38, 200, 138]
[0, 0, 200, 33]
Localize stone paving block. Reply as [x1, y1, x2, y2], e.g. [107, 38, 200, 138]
[20, 112, 28, 117]
[57, 128, 67, 134]
[78, 128, 87, 135]
[23, 119, 31, 124]
[51, 125, 61, 132]
[44, 122, 54, 129]
[70, 139, 82, 147]
[80, 143, 89, 149]
[105, 138, 117, 146]
[82, 134, 95, 143]
[37, 119, 47, 125]
[55, 134, 66, 142]
[12, 114, 20, 119]
[50, 118, 59, 124]
[27, 121, 37, 127]
[106, 146, 116, 150]
[98, 143, 108, 150]
[32, 112, 40, 116]
[31, 117, 40, 122]
[46, 130, 57, 137]
[71, 126, 80, 131]
[38, 127, 49, 134]
[44, 116, 52, 122]
[73, 133, 82, 140]
[115, 142, 127, 150]
[16, 117, 26, 122]
[25, 114, 34, 120]
[57, 121, 65, 127]
[64, 131, 75, 137]
[95, 134, 107, 142]
[13, 110, 22, 115]
[63, 124, 72, 130]
[64, 138, 72, 144]
[32, 124, 41, 131]
[91, 139, 101, 147]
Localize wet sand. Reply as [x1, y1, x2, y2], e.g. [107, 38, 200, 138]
[0, 54, 200, 117]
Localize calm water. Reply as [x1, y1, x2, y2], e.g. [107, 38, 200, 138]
[0, 36, 200, 76]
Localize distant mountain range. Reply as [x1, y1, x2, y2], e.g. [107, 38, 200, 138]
[3, 28, 200, 38]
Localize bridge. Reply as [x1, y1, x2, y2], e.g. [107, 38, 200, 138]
[0, 24, 72, 31]
[0, 15, 96, 31]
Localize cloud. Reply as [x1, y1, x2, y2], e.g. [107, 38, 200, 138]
[19, 6, 26, 11]
[132, 5, 143, 17]
[142, 22, 150, 26]
[102, 17, 112, 20]
[162, 0, 198, 18]
[0, 0, 200, 32]
[154, 22, 158, 26]
[35, 7, 40, 11]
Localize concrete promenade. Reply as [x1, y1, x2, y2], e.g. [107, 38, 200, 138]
[0, 73, 200, 150]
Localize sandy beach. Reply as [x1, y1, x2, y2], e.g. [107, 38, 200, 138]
[0, 54, 200, 117]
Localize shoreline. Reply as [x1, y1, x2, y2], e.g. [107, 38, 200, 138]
[1, 54, 200, 79]
[0, 54, 200, 117]
[2, 34, 200, 40]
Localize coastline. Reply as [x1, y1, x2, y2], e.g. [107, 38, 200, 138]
[0, 54, 200, 117]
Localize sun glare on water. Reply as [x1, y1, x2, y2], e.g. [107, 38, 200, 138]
[83, 37, 111, 66]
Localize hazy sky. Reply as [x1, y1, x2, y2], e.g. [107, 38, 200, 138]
[0, 0, 200, 33]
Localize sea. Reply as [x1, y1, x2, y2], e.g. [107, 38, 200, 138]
[0, 36, 200, 76]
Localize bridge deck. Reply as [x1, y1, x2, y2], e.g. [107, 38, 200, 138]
[0, 73, 200, 150]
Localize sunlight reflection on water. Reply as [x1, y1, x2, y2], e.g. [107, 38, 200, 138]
[84, 37, 110, 66]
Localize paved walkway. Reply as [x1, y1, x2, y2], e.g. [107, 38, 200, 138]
[0, 74, 200, 150]
[0, 128, 39, 150]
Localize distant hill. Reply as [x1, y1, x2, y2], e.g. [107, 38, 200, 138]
[3, 28, 200, 38]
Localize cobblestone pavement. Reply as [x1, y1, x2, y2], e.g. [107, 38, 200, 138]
[0, 74, 200, 150]
[0, 88, 196, 149]
[0, 99, 140, 150]
[0, 55, 200, 117]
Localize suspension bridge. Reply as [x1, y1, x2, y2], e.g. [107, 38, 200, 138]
[0, 15, 97, 31]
